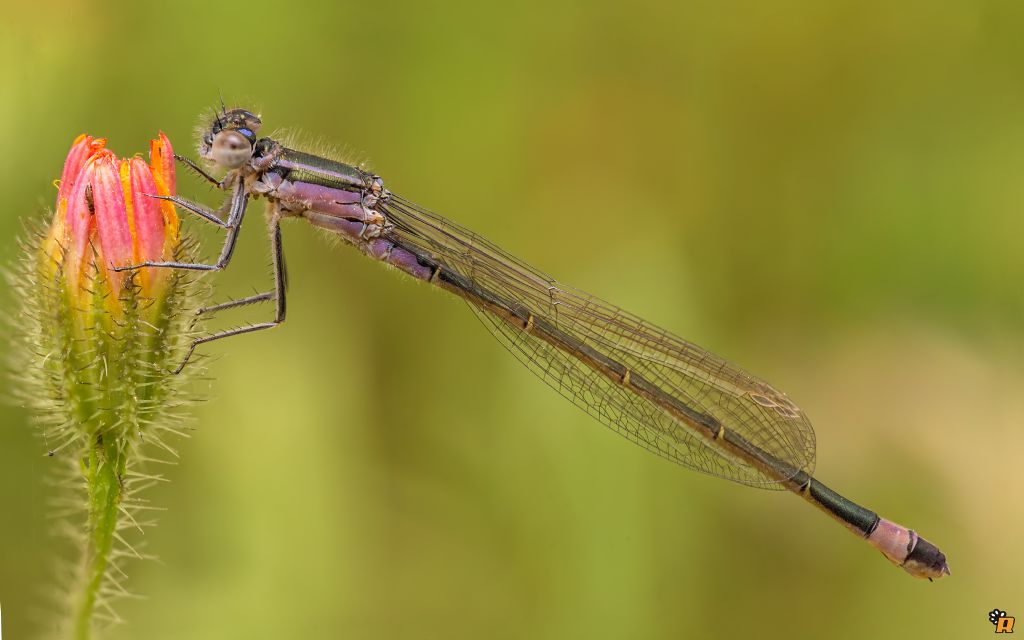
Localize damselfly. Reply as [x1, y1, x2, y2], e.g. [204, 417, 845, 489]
[119, 106, 949, 580]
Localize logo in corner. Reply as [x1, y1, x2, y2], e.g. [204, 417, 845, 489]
[990, 609, 1015, 633]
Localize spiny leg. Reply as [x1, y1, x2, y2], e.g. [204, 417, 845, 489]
[175, 153, 226, 188]
[174, 209, 287, 374]
[198, 291, 274, 315]
[148, 193, 231, 227]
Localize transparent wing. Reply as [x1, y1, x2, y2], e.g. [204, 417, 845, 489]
[381, 195, 816, 488]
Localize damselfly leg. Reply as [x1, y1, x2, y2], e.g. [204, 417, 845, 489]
[198, 291, 275, 315]
[149, 193, 232, 227]
[115, 165, 286, 373]
[114, 176, 249, 273]
[170, 207, 286, 374]
[175, 153, 227, 188]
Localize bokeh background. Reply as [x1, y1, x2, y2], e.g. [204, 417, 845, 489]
[2, 1, 1023, 638]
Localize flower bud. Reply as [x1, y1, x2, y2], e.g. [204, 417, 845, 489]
[10, 131, 207, 637]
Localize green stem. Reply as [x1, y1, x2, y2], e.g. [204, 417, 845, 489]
[73, 434, 126, 640]
[14, 226, 205, 636]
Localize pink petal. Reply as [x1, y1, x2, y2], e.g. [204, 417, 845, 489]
[128, 157, 165, 264]
[91, 154, 133, 281]
[62, 154, 101, 294]
[58, 134, 106, 209]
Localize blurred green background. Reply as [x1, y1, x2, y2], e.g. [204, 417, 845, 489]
[2, 1, 1022, 638]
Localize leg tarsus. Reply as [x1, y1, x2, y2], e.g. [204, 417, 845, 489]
[115, 260, 220, 272]
[198, 291, 274, 315]
[172, 322, 280, 374]
[175, 154, 225, 187]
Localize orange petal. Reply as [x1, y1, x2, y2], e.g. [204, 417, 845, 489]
[149, 131, 175, 194]
[119, 159, 138, 259]
[149, 132, 179, 251]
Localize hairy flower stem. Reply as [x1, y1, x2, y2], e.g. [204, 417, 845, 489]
[10, 228, 206, 639]
[75, 434, 125, 640]
[6, 132, 205, 638]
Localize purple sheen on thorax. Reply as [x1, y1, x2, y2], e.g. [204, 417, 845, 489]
[303, 211, 369, 241]
[278, 180, 378, 220]
[279, 179, 361, 205]
[253, 170, 284, 194]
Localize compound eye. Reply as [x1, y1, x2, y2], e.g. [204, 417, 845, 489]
[211, 130, 253, 169]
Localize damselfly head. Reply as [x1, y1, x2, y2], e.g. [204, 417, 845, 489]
[199, 107, 262, 171]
